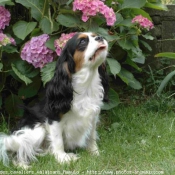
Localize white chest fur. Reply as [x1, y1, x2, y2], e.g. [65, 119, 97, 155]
[61, 68, 104, 150]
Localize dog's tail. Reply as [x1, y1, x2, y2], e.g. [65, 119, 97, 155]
[0, 125, 45, 166]
[0, 134, 10, 166]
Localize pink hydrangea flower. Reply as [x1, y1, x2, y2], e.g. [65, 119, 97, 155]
[73, 0, 116, 26]
[21, 34, 54, 68]
[54, 32, 76, 56]
[0, 33, 16, 47]
[132, 15, 154, 31]
[0, 6, 11, 31]
[9, 37, 16, 45]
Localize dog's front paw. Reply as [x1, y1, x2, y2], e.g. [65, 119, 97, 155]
[55, 152, 79, 164]
[88, 148, 100, 156]
[13, 160, 31, 169]
[87, 144, 100, 156]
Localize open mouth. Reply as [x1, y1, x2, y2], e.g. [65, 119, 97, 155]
[89, 44, 106, 61]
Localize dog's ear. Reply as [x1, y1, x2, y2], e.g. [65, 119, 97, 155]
[46, 45, 75, 115]
[98, 63, 109, 102]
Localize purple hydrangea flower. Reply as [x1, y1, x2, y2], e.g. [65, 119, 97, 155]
[73, 0, 116, 26]
[132, 15, 154, 31]
[0, 32, 16, 47]
[21, 34, 54, 68]
[54, 32, 76, 56]
[0, 6, 11, 31]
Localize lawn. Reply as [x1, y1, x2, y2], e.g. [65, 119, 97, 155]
[0, 96, 175, 175]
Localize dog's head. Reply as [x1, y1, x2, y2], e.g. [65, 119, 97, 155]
[46, 32, 108, 116]
[61, 32, 108, 72]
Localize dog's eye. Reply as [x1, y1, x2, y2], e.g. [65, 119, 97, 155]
[77, 37, 88, 51]
[80, 38, 86, 44]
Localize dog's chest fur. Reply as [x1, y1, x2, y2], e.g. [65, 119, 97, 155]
[60, 69, 103, 150]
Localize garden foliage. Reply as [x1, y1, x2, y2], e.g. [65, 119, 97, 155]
[0, 0, 167, 117]
[155, 52, 175, 95]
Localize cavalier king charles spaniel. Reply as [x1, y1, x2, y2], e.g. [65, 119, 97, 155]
[0, 32, 109, 168]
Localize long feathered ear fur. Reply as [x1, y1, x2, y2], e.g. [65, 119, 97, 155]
[46, 45, 75, 115]
[98, 63, 109, 102]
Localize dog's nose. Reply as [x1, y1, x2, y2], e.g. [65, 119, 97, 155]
[95, 36, 103, 42]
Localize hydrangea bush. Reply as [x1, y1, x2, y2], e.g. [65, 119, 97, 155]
[73, 0, 116, 25]
[54, 32, 76, 56]
[0, 33, 15, 46]
[0, 6, 11, 31]
[131, 15, 154, 31]
[0, 0, 168, 116]
[21, 34, 54, 68]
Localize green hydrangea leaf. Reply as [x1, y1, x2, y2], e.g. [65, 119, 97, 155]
[107, 58, 121, 76]
[11, 63, 33, 85]
[41, 61, 56, 86]
[102, 89, 120, 110]
[5, 94, 24, 117]
[13, 21, 37, 40]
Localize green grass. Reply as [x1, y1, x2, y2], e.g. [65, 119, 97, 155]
[1, 97, 175, 175]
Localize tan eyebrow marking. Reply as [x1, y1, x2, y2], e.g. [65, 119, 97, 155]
[78, 33, 88, 39]
[91, 33, 97, 37]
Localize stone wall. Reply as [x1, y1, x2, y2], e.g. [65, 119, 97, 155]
[147, 5, 175, 57]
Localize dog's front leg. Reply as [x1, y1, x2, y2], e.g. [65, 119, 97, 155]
[48, 121, 79, 164]
[87, 117, 100, 156]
